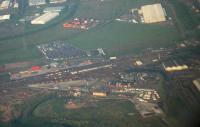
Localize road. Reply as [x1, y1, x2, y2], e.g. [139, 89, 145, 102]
[0, 0, 79, 41]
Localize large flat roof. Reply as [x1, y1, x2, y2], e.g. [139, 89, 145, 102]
[141, 3, 166, 23]
[31, 12, 59, 24]
[193, 78, 200, 92]
[29, 0, 46, 6]
[43, 6, 65, 13]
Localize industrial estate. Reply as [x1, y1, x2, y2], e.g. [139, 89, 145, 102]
[0, 0, 200, 127]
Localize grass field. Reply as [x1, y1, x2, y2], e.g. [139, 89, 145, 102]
[32, 98, 167, 127]
[0, 0, 183, 65]
[69, 22, 181, 55]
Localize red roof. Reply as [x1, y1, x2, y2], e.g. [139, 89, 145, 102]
[31, 66, 41, 71]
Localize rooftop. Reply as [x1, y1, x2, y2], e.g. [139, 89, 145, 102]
[141, 3, 166, 23]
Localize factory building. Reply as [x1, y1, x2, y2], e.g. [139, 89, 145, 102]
[193, 79, 200, 92]
[135, 60, 143, 66]
[140, 3, 166, 23]
[162, 62, 189, 72]
[29, 0, 46, 6]
[49, 0, 67, 4]
[0, 0, 10, 10]
[0, 14, 10, 21]
[43, 6, 65, 13]
[92, 92, 107, 97]
[13, 1, 19, 8]
[31, 12, 59, 24]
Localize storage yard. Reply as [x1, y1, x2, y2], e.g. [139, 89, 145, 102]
[37, 41, 88, 60]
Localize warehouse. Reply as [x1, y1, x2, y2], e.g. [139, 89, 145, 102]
[49, 0, 67, 4]
[193, 79, 200, 92]
[92, 92, 107, 97]
[0, 14, 10, 21]
[0, 0, 10, 10]
[140, 3, 166, 23]
[29, 0, 46, 6]
[43, 6, 65, 13]
[31, 12, 59, 24]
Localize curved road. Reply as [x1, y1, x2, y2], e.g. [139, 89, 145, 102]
[0, 0, 79, 41]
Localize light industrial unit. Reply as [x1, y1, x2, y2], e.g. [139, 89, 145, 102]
[31, 12, 59, 24]
[140, 3, 166, 23]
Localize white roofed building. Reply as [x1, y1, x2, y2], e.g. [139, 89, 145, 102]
[43, 6, 65, 13]
[0, 14, 10, 21]
[193, 78, 200, 92]
[49, 0, 67, 4]
[0, 0, 10, 10]
[13, 2, 19, 8]
[31, 12, 59, 24]
[140, 3, 166, 24]
[29, 0, 46, 6]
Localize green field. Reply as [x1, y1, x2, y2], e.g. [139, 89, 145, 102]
[69, 22, 181, 55]
[31, 98, 166, 127]
[0, 0, 186, 65]
[0, 95, 167, 127]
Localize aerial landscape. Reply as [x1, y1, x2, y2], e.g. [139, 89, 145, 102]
[0, 0, 200, 127]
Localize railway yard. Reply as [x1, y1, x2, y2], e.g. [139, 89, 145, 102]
[0, 39, 199, 127]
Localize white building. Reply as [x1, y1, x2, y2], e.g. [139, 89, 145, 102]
[49, 0, 67, 4]
[43, 6, 65, 13]
[0, 0, 10, 10]
[140, 3, 166, 23]
[29, 0, 46, 6]
[13, 2, 19, 8]
[193, 79, 200, 92]
[31, 12, 59, 24]
[0, 14, 10, 21]
[135, 60, 143, 66]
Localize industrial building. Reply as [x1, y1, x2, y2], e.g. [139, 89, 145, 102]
[13, 2, 18, 8]
[140, 3, 166, 23]
[29, 0, 46, 6]
[162, 62, 189, 72]
[135, 60, 143, 66]
[92, 92, 107, 97]
[193, 78, 200, 92]
[49, 0, 67, 4]
[43, 6, 65, 13]
[31, 12, 59, 24]
[0, 14, 10, 21]
[0, 0, 10, 10]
